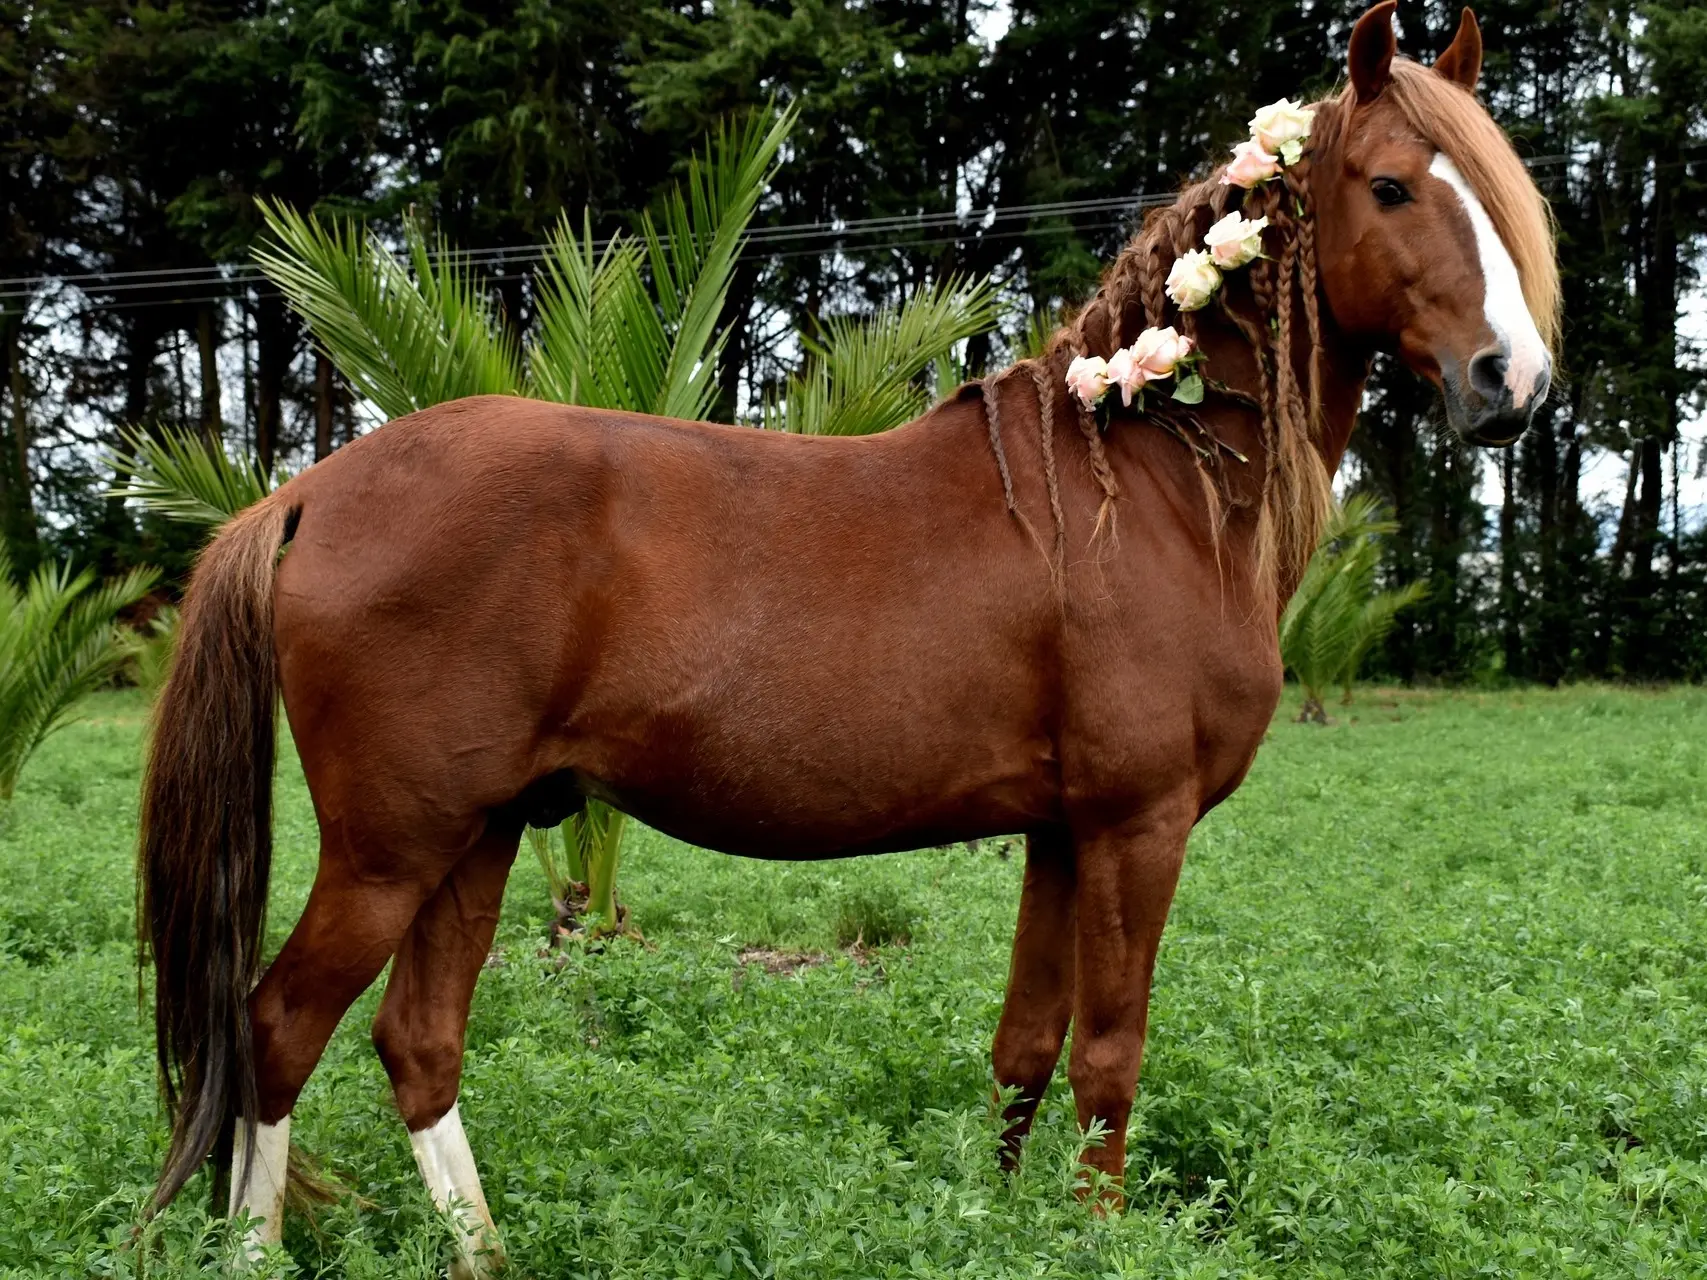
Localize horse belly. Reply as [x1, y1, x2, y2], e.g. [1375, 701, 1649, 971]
[564, 655, 1060, 859]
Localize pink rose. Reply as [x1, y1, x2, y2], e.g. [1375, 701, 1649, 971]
[1065, 354, 1111, 409]
[1129, 327, 1193, 381]
[1222, 139, 1281, 189]
[1106, 347, 1148, 406]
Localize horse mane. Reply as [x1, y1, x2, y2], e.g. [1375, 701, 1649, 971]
[1037, 115, 1340, 592]
[999, 56, 1558, 594]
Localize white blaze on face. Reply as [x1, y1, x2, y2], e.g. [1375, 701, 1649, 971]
[229, 1116, 290, 1259]
[409, 1103, 505, 1279]
[1428, 153, 1549, 405]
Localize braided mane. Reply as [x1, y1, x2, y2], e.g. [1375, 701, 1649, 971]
[1035, 93, 1351, 594]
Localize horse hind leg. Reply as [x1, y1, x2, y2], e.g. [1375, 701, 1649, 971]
[371, 831, 519, 1280]
[234, 843, 443, 1253]
[990, 826, 1077, 1168]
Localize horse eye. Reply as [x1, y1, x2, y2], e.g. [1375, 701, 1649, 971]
[1371, 177, 1411, 207]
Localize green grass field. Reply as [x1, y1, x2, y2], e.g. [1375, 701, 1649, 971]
[1, 687, 1704, 1278]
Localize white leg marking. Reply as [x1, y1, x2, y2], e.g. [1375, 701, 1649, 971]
[229, 1117, 290, 1261]
[410, 1103, 504, 1279]
[1429, 153, 1548, 404]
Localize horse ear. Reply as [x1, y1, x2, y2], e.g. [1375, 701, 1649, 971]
[1434, 8, 1483, 92]
[1349, 1, 1399, 104]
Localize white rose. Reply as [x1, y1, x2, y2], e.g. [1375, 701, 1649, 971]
[1105, 347, 1147, 406]
[1203, 212, 1269, 269]
[1165, 250, 1222, 312]
[1249, 98, 1314, 164]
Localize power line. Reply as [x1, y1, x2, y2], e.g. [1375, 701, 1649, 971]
[0, 193, 1179, 299]
[46, 217, 1147, 316]
[0, 153, 1584, 301]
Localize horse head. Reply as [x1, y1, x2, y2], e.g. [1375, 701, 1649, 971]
[1312, 3, 1559, 447]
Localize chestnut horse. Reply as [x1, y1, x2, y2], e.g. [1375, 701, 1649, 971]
[139, 5, 1556, 1273]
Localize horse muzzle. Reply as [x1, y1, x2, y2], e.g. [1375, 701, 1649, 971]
[1445, 344, 1552, 448]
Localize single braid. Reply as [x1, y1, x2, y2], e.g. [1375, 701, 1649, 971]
[980, 363, 1065, 580]
[980, 372, 1018, 515]
[1287, 163, 1325, 431]
[1138, 210, 1176, 330]
[1240, 215, 1282, 531]
[1275, 239, 1308, 440]
[1075, 402, 1119, 542]
[1029, 364, 1067, 579]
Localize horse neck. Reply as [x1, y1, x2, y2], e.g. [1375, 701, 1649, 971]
[1169, 284, 1368, 486]
[1299, 309, 1370, 477]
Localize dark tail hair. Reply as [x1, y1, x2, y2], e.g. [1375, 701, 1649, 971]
[138, 496, 297, 1213]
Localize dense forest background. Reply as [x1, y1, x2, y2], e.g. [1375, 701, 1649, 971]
[1, 0, 1703, 681]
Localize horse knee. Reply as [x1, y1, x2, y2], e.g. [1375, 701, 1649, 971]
[1067, 1030, 1141, 1122]
[992, 1031, 1063, 1095]
[373, 1012, 464, 1129]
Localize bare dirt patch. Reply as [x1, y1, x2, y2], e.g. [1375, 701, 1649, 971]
[736, 946, 826, 976]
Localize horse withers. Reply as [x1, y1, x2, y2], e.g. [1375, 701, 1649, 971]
[138, 5, 1556, 1273]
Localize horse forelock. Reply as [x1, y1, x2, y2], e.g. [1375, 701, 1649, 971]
[1379, 59, 1560, 357]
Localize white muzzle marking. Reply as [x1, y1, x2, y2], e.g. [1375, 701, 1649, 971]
[1429, 152, 1548, 406]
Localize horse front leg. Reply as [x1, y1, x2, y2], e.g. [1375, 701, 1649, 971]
[1066, 797, 1194, 1207]
[990, 826, 1076, 1168]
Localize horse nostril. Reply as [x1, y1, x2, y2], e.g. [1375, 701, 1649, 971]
[1468, 348, 1509, 401]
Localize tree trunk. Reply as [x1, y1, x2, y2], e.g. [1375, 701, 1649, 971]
[1592, 451, 1639, 677]
[253, 292, 294, 477]
[497, 271, 528, 350]
[714, 257, 760, 424]
[0, 310, 39, 555]
[101, 315, 165, 561]
[196, 301, 223, 442]
[314, 348, 335, 461]
[1625, 433, 1665, 676]
[1499, 446, 1521, 678]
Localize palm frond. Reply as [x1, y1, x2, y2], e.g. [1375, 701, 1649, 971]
[1280, 494, 1420, 707]
[0, 545, 157, 800]
[529, 219, 668, 412]
[1017, 309, 1060, 362]
[255, 201, 522, 420]
[109, 426, 271, 527]
[129, 606, 179, 696]
[529, 108, 794, 422]
[1342, 579, 1428, 699]
[646, 106, 794, 421]
[768, 276, 1000, 436]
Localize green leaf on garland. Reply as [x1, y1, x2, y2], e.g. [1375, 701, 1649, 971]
[1172, 373, 1205, 405]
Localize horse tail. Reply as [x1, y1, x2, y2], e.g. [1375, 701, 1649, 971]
[138, 494, 299, 1213]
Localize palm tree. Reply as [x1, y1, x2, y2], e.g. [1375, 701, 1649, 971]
[115, 106, 999, 937]
[1280, 494, 1426, 724]
[0, 544, 157, 804]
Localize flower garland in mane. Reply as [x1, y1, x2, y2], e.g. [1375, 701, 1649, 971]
[1080, 90, 1344, 593]
[981, 92, 1354, 596]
